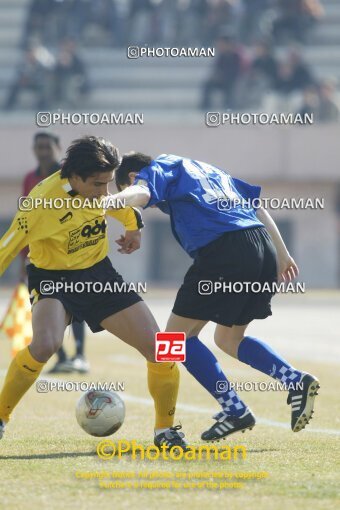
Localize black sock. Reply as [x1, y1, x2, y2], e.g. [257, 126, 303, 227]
[57, 347, 67, 363]
[72, 321, 85, 357]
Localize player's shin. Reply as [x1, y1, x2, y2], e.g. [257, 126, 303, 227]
[147, 361, 179, 431]
[182, 336, 247, 417]
[237, 336, 302, 385]
[0, 346, 45, 423]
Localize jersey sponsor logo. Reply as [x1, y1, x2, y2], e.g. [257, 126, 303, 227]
[68, 216, 107, 253]
[59, 211, 73, 224]
[155, 332, 186, 362]
[22, 364, 37, 373]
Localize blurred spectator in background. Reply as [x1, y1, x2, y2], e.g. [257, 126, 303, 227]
[242, 40, 278, 108]
[296, 81, 339, 122]
[79, 0, 122, 46]
[21, 132, 61, 281]
[4, 45, 55, 110]
[296, 85, 320, 117]
[23, 0, 56, 47]
[317, 79, 339, 122]
[22, 0, 326, 49]
[252, 40, 278, 87]
[7, 0, 336, 122]
[53, 39, 89, 107]
[176, 0, 209, 46]
[155, 0, 179, 46]
[24, 0, 72, 48]
[128, 0, 157, 45]
[272, 0, 324, 44]
[201, 35, 244, 109]
[21, 132, 89, 374]
[204, 0, 237, 45]
[240, 0, 270, 43]
[274, 48, 315, 95]
[25, 0, 125, 47]
[4, 39, 89, 110]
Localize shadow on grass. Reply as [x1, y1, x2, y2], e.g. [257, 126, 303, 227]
[247, 448, 279, 453]
[0, 447, 279, 460]
[0, 451, 97, 460]
[92, 448, 280, 456]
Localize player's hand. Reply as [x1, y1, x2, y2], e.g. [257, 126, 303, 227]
[277, 253, 299, 282]
[115, 230, 141, 254]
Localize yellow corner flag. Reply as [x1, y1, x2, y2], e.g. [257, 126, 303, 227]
[0, 283, 32, 357]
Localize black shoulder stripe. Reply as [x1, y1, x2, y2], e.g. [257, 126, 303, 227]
[132, 207, 144, 229]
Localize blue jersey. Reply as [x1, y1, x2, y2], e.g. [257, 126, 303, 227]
[134, 154, 264, 258]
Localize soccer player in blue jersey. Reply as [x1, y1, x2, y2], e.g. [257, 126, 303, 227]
[113, 152, 320, 441]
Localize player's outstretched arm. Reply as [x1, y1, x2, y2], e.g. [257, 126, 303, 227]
[256, 206, 299, 282]
[105, 185, 151, 209]
[0, 207, 39, 277]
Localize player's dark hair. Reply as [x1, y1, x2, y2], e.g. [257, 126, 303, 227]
[34, 131, 60, 146]
[115, 152, 152, 190]
[61, 136, 120, 181]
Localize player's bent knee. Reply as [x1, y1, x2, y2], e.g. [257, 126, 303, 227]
[214, 334, 228, 350]
[30, 332, 63, 361]
[214, 332, 235, 354]
[140, 345, 156, 363]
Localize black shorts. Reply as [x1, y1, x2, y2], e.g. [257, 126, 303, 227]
[172, 227, 278, 327]
[27, 257, 143, 333]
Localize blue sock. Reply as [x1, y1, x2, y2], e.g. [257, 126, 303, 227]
[182, 336, 247, 417]
[238, 336, 302, 385]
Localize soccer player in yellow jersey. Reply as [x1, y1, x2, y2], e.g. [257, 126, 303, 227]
[0, 136, 187, 450]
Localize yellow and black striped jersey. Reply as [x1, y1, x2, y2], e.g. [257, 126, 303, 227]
[0, 170, 143, 274]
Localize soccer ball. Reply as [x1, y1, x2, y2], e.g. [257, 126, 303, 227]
[76, 390, 125, 437]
